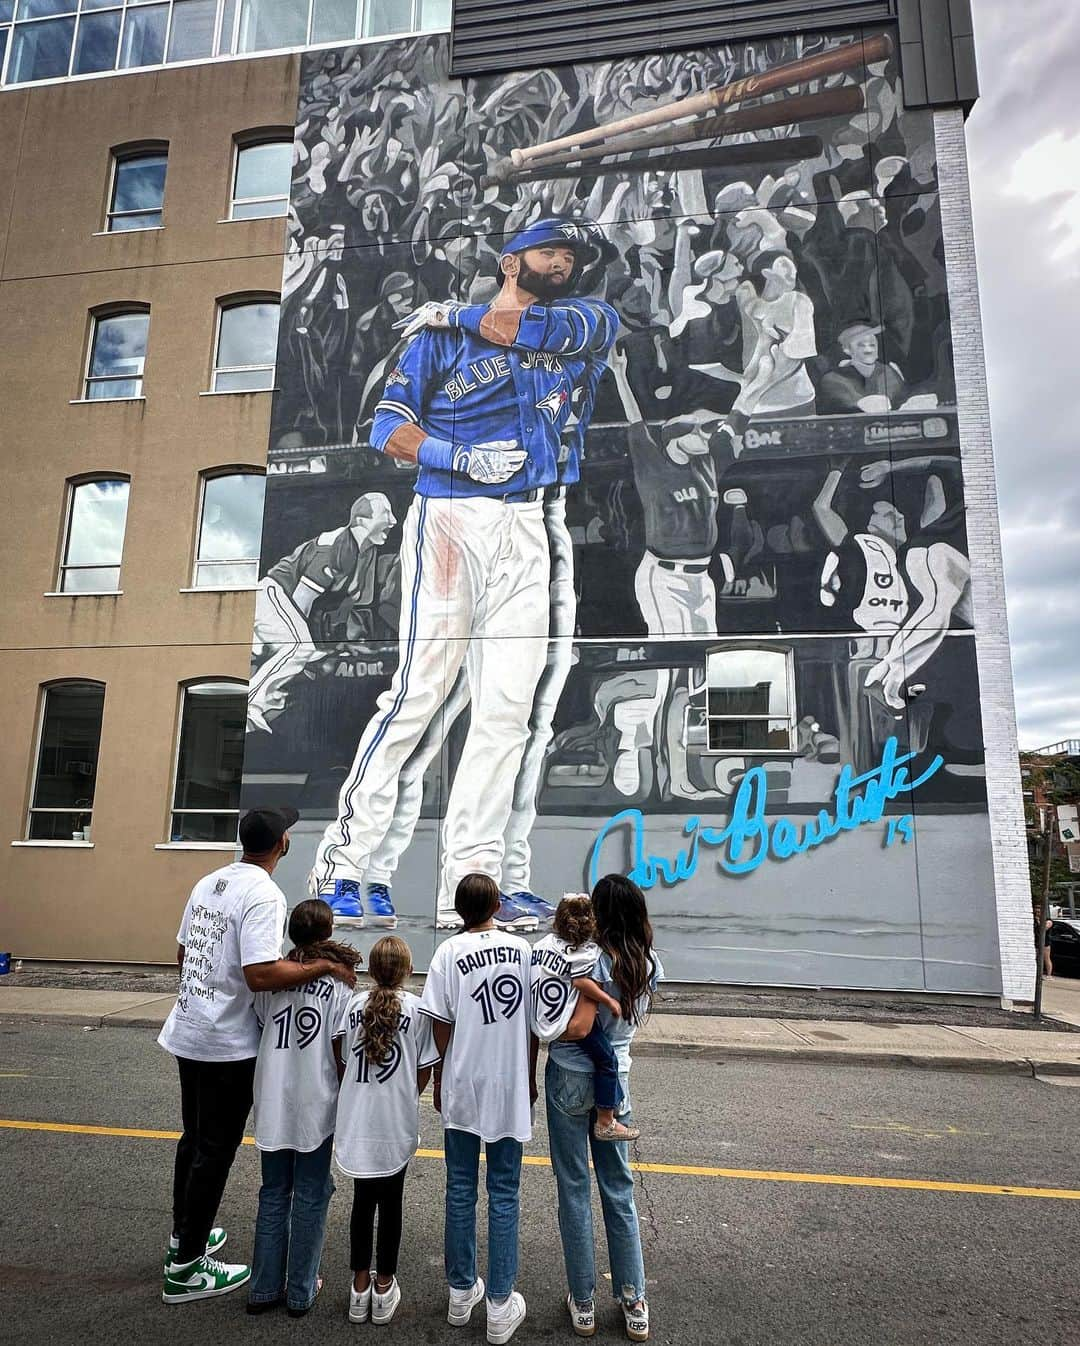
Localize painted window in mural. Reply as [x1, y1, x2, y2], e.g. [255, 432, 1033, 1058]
[705, 648, 795, 753]
[212, 298, 279, 391]
[231, 138, 291, 220]
[59, 477, 130, 594]
[107, 147, 168, 232]
[170, 680, 246, 842]
[27, 681, 105, 841]
[240, 27, 1000, 993]
[193, 470, 265, 588]
[84, 309, 148, 400]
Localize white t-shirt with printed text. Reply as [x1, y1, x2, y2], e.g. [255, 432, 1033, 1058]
[529, 933, 600, 1043]
[419, 929, 533, 1144]
[252, 975, 353, 1153]
[333, 989, 439, 1179]
[158, 862, 286, 1062]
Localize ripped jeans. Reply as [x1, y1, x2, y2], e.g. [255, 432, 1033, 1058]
[544, 1056, 646, 1306]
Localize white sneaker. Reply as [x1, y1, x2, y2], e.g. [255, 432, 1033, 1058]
[486, 1291, 526, 1344]
[372, 1277, 401, 1325]
[348, 1279, 372, 1323]
[448, 1277, 485, 1326]
[622, 1299, 649, 1342]
[567, 1292, 596, 1337]
[436, 910, 464, 930]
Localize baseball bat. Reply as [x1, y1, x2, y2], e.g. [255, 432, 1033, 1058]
[487, 32, 891, 184]
[504, 136, 826, 186]
[487, 85, 864, 184]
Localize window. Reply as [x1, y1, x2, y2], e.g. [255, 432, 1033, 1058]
[705, 648, 796, 752]
[0, 0, 447, 87]
[231, 137, 291, 219]
[107, 148, 167, 232]
[84, 309, 149, 399]
[212, 298, 279, 391]
[58, 477, 130, 593]
[170, 680, 247, 841]
[194, 471, 265, 587]
[27, 681, 105, 840]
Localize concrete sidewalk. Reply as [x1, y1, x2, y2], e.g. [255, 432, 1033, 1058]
[4, 983, 1080, 1077]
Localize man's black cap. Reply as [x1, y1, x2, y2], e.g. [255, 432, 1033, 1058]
[239, 806, 299, 855]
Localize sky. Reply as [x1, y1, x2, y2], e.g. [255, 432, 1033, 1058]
[966, 1, 1080, 750]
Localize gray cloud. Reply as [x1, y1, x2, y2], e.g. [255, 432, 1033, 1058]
[967, 0, 1080, 748]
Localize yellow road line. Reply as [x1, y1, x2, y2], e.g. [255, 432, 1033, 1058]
[2, 1118, 1078, 1201]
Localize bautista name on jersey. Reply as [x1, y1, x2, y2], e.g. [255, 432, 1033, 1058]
[371, 298, 618, 500]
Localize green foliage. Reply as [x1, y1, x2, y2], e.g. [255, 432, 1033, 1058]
[1021, 753, 1080, 918]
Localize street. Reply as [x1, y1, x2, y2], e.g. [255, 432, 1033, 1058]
[2, 1021, 1079, 1345]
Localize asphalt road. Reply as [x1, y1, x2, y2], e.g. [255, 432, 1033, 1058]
[2, 1021, 1079, 1346]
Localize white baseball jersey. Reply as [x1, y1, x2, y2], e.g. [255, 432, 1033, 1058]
[158, 862, 285, 1063]
[252, 976, 353, 1153]
[529, 933, 600, 1043]
[333, 989, 438, 1178]
[419, 929, 533, 1143]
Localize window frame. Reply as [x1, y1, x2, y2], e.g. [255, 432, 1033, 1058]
[228, 131, 293, 221]
[104, 142, 169, 233]
[167, 677, 248, 843]
[25, 678, 106, 842]
[702, 644, 799, 756]
[83, 304, 150, 401]
[56, 473, 131, 595]
[191, 466, 265, 591]
[210, 293, 279, 393]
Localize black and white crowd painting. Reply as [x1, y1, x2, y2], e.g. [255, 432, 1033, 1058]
[242, 25, 1004, 992]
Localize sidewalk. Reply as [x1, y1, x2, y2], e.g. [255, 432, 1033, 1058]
[4, 981, 1080, 1076]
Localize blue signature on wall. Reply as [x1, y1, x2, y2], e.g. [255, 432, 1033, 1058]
[587, 735, 944, 891]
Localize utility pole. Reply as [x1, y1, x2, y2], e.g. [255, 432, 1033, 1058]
[1033, 801, 1054, 1021]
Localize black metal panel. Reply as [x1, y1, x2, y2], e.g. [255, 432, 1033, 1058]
[450, 0, 978, 110]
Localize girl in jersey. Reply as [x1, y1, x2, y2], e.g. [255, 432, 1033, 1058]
[334, 936, 439, 1325]
[248, 900, 360, 1317]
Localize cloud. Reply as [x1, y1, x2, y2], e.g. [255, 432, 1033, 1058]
[966, 1, 1080, 748]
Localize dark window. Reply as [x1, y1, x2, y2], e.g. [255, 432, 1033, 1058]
[706, 648, 795, 752]
[171, 681, 247, 841]
[212, 299, 279, 391]
[194, 472, 265, 588]
[8, 13, 75, 82]
[28, 682, 105, 840]
[119, 2, 167, 67]
[231, 139, 291, 219]
[72, 7, 120, 74]
[107, 150, 167, 232]
[59, 478, 129, 593]
[85, 310, 149, 399]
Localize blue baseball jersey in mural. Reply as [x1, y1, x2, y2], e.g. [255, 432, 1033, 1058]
[371, 299, 618, 498]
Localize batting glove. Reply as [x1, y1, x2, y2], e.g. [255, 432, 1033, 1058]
[393, 300, 464, 341]
[454, 440, 527, 485]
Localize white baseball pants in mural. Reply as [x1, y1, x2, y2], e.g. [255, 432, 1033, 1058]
[247, 578, 319, 728]
[365, 493, 575, 909]
[612, 551, 716, 795]
[311, 494, 549, 891]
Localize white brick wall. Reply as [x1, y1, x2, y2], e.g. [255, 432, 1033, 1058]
[934, 108, 1035, 1003]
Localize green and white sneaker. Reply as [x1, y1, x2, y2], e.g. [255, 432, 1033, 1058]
[165, 1228, 227, 1267]
[162, 1253, 251, 1304]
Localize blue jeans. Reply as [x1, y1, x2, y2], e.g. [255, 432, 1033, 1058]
[444, 1127, 522, 1301]
[577, 1018, 623, 1112]
[249, 1135, 335, 1311]
[545, 1057, 646, 1306]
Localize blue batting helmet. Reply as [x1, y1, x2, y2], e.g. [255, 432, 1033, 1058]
[500, 216, 603, 265]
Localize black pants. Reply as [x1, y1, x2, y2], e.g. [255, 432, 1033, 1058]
[172, 1055, 256, 1264]
[578, 1018, 623, 1111]
[350, 1165, 408, 1276]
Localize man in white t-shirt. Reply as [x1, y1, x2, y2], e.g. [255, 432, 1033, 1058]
[419, 873, 538, 1346]
[158, 807, 357, 1306]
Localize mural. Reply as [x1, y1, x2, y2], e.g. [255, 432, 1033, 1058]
[241, 25, 1001, 991]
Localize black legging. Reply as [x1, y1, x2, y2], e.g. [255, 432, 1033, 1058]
[350, 1165, 408, 1275]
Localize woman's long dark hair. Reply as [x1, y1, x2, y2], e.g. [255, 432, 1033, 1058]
[591, 874, 656, 1026]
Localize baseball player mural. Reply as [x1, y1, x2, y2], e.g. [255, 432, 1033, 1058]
[248, 493, 396, 732]
[306, 218, 617, 930]
[239, 26, 1007, 992]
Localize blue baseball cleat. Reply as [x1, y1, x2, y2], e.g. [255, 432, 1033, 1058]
[495, 893, 539, 932]
[322, 879, 365, 928]
[364, 882, 398, 929]
[507, 890, 556, 923]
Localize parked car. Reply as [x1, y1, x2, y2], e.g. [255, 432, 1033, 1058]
[1048, 917, 1080, 976]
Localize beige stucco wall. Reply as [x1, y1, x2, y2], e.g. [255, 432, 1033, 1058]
[0, 55, 301, 962]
